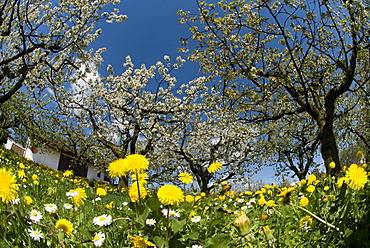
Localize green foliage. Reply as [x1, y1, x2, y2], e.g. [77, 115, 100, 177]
[0, 148, 369, 247]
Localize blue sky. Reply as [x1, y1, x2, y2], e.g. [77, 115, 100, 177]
[93, 0, 200, 82]
[90, 0, 282, 184]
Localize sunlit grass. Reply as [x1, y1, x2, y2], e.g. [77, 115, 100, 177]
[0, 148, 369, 247]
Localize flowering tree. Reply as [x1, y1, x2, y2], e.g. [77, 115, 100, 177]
[157, 86, 260, 192]
[49, 56, 208, 186]
[0, 0, 126, 142]
[178, 0, 370, 175]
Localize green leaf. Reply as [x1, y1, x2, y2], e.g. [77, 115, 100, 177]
[153, 236, 165, 247]
[205, 233, 230, 248]
[171, 219, 187, 233]
[182, 232, 199, 240]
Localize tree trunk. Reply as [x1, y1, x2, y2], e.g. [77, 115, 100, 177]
[320, 123, 341, 175]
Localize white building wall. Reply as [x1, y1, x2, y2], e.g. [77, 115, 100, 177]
[5, 138, 107, 182]
[87, 165, 105, 181]
[32, 146, 61, 171]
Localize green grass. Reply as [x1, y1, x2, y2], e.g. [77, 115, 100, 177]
[0, 148, 369, 247]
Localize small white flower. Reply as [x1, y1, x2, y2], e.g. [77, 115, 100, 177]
[92, 232, 106, 247]
[161, 209, 180, 220]
[28, 228, 44, 241]
[237, 198, 245, 203]
[63, 203, 73, 209]
[92, 197, 101, 204]
[44, 203, 57, 213]
[191, 216, 201, 223]
[146, 219, 156, 226]
[29, 210, 43, 222]
[66, 191, 79, 198]
[11, 197, 20, 205]
[122, 202, 128, 206]
[241, 205, 249, 211]
[93, 214, 112, 226]
[164, 55, 170, 61]
[191, 245, 203, 248]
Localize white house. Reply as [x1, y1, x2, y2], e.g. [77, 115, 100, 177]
[4, 138, 107, 182]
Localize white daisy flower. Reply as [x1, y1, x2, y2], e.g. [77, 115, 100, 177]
[28, 228, 44, 241]
[92, 232, 106, 247]
[44, 203, 57, 213]
[11, 197, 20, 205]
[66, 191, 79, 198]
[191, 216, 201, 223]
[63, 203, 73, 209]
[93, 214, 112, 226]
[161, 209, 180, 220]
[146, 219, 156, 226]
[29, 210, 43, 222]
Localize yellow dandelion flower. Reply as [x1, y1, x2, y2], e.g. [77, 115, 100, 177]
[55, 219, 74, 237]
[266, 200, 276, 207]
[128, 182, 148, 202]
[306, 185, 315, 193]
[307, 175, 316, 185]
[131, 173, 149, 185]
[105, 201, 114, 209]
[261, 214, 269, 220]
[356, 151, 364, 160]
[337, 177, 346, 188]
[299, 197, 309, 207]
[185, 195, 194, 202]
[299, 216, 313, 229]
[33, 180, 39, 185]
[25, 196, 33, 205]
[277, 186, 295, 197]
[157, 185, 184, 205]
[207, 162, 222, 173]
[125, 154, 149, 174]
[128, 235, 155, 248]
[324, 186, 329, 191]
[300, 179, 307, 185]
[68, 188, 87, 207]
[329, 162, 336, 169]
[18, 163, 25, 169]
[258, 194, 266, 206]
[178, 172, 194, 184]
[17, 170, 26, 179]
[345, 163, 368, 190]
[221, 180, 228, 186]
[218, 195, 225, 201]
[96, 188, 107, 196]
[0, 168, 18, 204]
[32, 174, 38, 181]
[107, 158, 128, 178]
[63, 170, 73, 177]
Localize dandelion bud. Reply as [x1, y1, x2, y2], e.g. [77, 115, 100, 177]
[234, 211, 250, 235]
